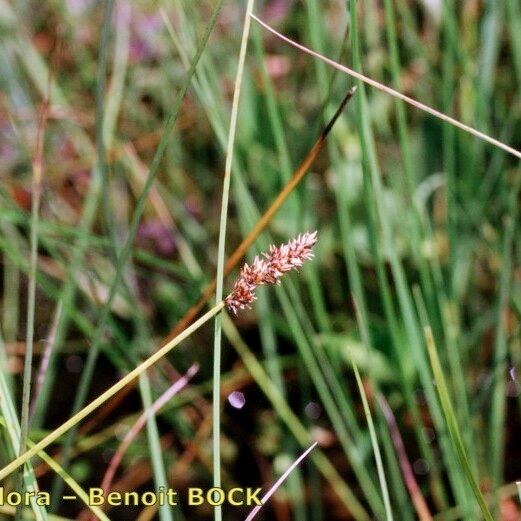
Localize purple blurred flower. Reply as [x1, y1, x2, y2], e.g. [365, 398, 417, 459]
[136, 219, 176, 257]
[130, 11, 163, 62]
[262, 0, 294, 22]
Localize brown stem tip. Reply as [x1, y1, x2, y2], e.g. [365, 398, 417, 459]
[225, 231, 317, 314]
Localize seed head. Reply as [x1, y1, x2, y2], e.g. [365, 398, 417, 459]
[225, 231, 317, 314]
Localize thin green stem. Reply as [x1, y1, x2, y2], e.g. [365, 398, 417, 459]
[139, 373, 174, 521]
[352, 362, 393, 521]
[0, 335, 48, 521]
[97, 0, 115, 247]
[415, 292, 493, 521]
[212, 3, 254, 520]
[17, 76, 48, 521]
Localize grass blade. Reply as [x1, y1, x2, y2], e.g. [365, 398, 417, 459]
[0, 336, 47, 521]
[17, 62, 50, 520]
[138, 373, 174, 521]
[416, 293, 493, 521]
[352, 362, 393, 521]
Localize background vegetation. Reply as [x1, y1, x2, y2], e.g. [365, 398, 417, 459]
[0, 0, 520, 519]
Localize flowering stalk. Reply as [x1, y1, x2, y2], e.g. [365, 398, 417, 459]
[225, 231, 317, 314]
[0, 233, 317, 484]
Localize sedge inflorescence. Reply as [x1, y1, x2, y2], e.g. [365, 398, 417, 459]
[225, 231, 317, 314]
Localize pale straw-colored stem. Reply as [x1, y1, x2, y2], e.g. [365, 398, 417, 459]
[245, 442, 318, 521]
[251, 14, 521, 160]
[0, 302, 224, 482]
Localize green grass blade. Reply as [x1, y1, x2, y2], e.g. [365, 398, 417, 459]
[352, 361, 393, 521]
[416, 295, 493, 521]
[139, 373, 174, 521]
[0, 336, 47, 521]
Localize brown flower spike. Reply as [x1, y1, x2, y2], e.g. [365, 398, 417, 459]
[225, 231, 317, 314]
